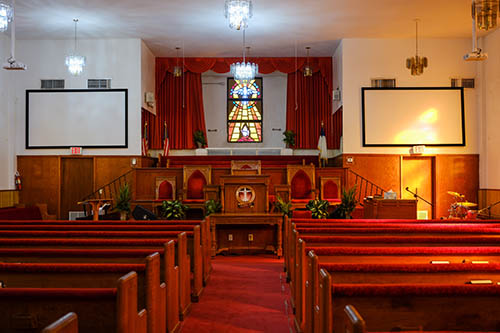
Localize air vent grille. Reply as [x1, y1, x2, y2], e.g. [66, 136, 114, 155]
[371, 78, 396, 88]
[451, 78, 475, 88]
[88, 79, 111, 89]
[41, 79, 65, 89]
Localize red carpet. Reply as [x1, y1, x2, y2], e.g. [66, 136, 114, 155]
[180, 255, 294, 333]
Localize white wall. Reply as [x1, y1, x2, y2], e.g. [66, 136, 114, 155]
[13, 38, 142, 156]
[478, 30, 500, 189]
[0, 34, 15, 189]
[141, 41, 156, 115]
[332, 41, 343, 113]
[341, 38, 478, 155]
[202, 72, 287, 148]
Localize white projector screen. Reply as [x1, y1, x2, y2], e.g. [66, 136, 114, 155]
[26, 89, 128, 149]
[362, 87, 465, 147]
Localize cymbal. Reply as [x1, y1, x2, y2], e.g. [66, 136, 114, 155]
[457, 202, 477, 207]
[447, 191, 464, 197]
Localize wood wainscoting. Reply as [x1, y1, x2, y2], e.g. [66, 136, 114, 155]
[17, 156, 154, 219]
[0, 190, 19, 208]
[343, 154, 479, 219]
[479, 189, 500, 218]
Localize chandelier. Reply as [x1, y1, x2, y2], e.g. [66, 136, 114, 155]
[224, 0, 253, 30]
[0, 2, 13, 32]
[231, 30, 258, 81]
[65, 19, 86, 76]
[173, 47, 183, 77]
[472, 0, 499, 30]
[406, 19, 428, 76]
[303, 47, 313, 77]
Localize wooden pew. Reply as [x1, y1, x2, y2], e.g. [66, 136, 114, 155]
[42, 312, 78, 333]
[0, 234, 190, 326]
[319, 269, 500, 333]
[0, 253, 162, 333]
[0, 271, 146, 333]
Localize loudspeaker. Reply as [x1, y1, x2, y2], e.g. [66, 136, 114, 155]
[132, 205, 157, 220]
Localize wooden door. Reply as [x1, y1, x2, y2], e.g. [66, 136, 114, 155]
[61, 158, 94, 219]
[402, 157, 434, 219]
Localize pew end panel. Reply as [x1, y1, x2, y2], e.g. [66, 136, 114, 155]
[41, 312, 78, 333]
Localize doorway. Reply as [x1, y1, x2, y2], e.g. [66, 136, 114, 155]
[60, 157, 94, 219]
[402, 156, 435, 219]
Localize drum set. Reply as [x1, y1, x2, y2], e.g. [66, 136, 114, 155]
[447, 191, 477, 219]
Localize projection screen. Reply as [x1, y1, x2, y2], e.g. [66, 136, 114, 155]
[362, 87, 465, 147]
[26, 89, 128, 149]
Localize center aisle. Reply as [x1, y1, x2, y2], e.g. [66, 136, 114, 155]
[179, 255, 295, 333]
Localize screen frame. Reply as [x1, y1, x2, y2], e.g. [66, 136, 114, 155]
[26, 89, 128, 149]
[361, 87, 465, 147]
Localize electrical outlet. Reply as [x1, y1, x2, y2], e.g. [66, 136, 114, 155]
[248, 234, 254, 241]
[228, 234, 233, 241]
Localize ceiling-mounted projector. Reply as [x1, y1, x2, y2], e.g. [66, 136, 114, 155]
[464, 49, 488, 61]
[2, 56, 27, 70]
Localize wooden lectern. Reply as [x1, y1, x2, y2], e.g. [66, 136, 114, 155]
[209, 174, 283, 257]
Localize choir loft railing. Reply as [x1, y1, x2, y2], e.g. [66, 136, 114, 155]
[347, 169, 385, 206]
[81, 169, 135, 207]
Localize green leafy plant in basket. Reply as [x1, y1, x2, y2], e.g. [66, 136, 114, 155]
[282, 130, 296, 148]
[159, 200, 188, 220]
[114, 182, 131, 220]
[306, 199, 330, 219]
[204, 199, 222, 217]
[331, 185, 358, 219]
[193, 130, 207, 148]
[275, 195, 292, 217]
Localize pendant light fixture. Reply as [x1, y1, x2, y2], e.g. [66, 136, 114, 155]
[230, 28, 258, 81]
[0, 2, 13, 32]
[65, 19, 86, 76]
[472, 0, 499, 31]
[224, 0, 253, 30]
[2, 0, 26, 70]
[406, 19, 428, 76]
[303, 47, 313, 77]
[173, 47, 183, 77]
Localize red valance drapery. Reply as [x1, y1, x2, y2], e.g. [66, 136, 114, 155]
[156, 57, 333, 96]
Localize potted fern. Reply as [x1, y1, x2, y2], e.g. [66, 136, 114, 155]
[204, 199, 222, 217]
[275, 195, 292, 217]
[159, 200, 188, 220]
[283, 130, 296, 148]
[115, 183, 131, 220]
[306, 199, 330, 219]
[193, 130, 207, 148]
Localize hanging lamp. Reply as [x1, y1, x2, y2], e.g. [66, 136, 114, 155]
[303, 47, 313, 77]
[0, 2, 13, 32]
[65, 19, 86, 76]
[472, 0, 499, 30]
[224, 0, 253, 30]
[173, 47, 183, 77]
[230, 29, 258, 81]
[406, 19, 428, 76]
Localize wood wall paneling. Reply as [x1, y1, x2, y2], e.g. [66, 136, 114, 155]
[479, 189, 500, 218]
[94, 156, 135, 191]
[60, 157, 94, 220]
[0, 190, 19, 208]
[17, 156, 60, 218]
[402, 157, 435, 219]
[134, 168, 183, 200]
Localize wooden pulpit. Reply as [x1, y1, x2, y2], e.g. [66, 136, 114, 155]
[220, 175, 270, 213]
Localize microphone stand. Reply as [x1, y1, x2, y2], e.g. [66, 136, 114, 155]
[478, 200, 500, 218]
[405, 187, 434, 206]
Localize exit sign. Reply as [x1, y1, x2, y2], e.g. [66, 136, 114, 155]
[70, 147, 82, 155]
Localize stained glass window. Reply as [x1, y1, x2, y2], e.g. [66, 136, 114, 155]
[227, 78, 263, 143]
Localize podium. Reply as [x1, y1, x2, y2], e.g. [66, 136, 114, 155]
[363, 198, 417, 219]
[209, 174, 283, 257]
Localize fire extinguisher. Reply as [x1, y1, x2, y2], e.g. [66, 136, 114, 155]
[14, 171, 21, 191]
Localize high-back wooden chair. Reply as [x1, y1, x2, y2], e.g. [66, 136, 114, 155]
[231, 160, 261, 175]
[287, 164, 316, 209]
[182, 166, 212, 211]
[156, 176, 177, 201]
[319, 176, 341, 205]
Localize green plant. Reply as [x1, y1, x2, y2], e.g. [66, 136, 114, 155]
[275, 195, 292, 217]
[159, 200, 188, 220]
[332, 185, 358, 219]
[306, 199, 330, 219]
[204, 199, 222, 217]
[282, 130, 296, 147]
[114, 183, 131, 213]
[193, 130, 207, 148]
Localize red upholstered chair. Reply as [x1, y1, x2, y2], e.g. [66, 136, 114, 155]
[320, 176, 341, 205]
[182, 166, 212, 211]
[287, 164, 316, 209]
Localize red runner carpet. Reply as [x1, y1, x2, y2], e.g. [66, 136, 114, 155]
[180, 255, 294, 333]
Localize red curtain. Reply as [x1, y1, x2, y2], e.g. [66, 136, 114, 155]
[153, 71, 207, 149]
[286, 71, 335, 149]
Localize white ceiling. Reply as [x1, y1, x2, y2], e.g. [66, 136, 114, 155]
[6, 0, 490, 57]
